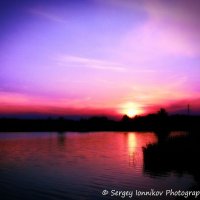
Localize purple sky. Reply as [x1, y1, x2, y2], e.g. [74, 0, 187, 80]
[1, 0, 200, 117]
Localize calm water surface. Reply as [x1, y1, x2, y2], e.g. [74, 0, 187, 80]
[0, 132, 195, 200]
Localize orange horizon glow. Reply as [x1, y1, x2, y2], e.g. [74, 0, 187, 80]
[0, 91, 200, 118]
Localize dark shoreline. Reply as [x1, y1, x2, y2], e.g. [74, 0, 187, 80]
[0, 112, 200, 132]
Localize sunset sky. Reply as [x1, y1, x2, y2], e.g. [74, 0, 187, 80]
[1, 0, 200, 118]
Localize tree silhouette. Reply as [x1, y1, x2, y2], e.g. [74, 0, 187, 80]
[157, 108, 168, 117]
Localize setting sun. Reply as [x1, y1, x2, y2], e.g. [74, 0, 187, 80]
[120, 102, 142, 117]
[127, 109, 137, 118]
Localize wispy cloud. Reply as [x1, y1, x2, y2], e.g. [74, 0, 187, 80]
[0, 92, 30, 105]
[56, 54, 127, 72]
[29, 8, 66, 23]
[0, 91, 91, 109]
[120, 74, 191, 109]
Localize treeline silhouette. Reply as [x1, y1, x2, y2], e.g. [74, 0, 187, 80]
[143, 129, 200, 190]
[0, 108, 200, 132]
[142, 109, 200, 190]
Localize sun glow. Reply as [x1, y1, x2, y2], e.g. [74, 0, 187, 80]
[127, 109, 137, 118]
[120, 102, 142, 117]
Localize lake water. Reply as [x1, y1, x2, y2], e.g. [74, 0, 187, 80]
[0, 132, 196, 200]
